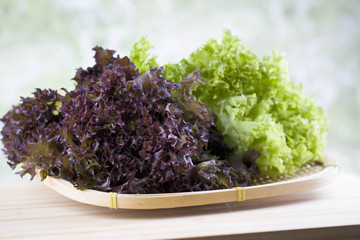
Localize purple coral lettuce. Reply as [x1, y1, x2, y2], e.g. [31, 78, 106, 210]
[1, 47, 259, 193]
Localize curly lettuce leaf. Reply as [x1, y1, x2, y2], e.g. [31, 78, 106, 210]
[0, 89, 65, 179]
[162, 31, 328, 177]
[1, 46, 259, 193]
[130, 37, 159, 74]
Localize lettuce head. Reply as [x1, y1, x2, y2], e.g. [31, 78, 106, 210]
[132, 31, 328, 178]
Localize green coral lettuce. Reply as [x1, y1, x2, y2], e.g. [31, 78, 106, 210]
[132, 31, 328, 177]
[130, 37, 159, 75]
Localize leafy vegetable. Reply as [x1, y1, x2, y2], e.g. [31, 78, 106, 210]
[1, 46, 258, 193]
[1, 89, 63, 179]
[130, 37, 159, 75]
[132, 31, 328, 177]
[2, 30, 327, 192]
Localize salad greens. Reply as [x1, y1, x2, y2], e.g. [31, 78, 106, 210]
[132, 31, 328, 177]
[1, 47, 257, 193]
[1, 31, 328, 193]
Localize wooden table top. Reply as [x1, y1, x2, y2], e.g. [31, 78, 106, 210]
[1, 172, 359, 240]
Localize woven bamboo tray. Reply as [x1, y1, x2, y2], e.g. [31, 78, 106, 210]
[35, 157, 338, 209]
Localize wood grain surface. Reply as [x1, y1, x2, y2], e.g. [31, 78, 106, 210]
[1, 172, 360, 240]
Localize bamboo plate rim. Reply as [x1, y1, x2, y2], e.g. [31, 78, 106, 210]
[35, 156, 339, 209]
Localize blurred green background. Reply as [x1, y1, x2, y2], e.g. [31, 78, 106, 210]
[1, 0, 359, 179]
